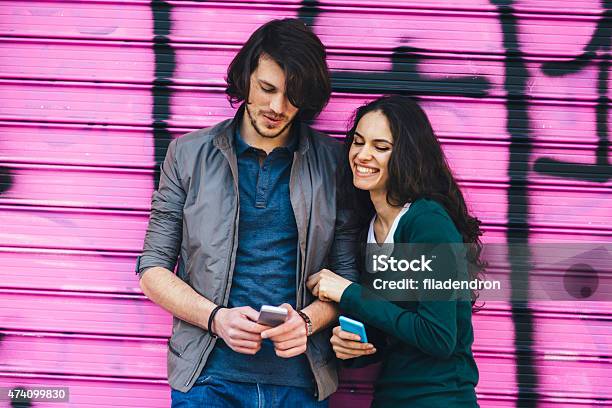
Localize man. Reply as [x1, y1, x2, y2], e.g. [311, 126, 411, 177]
[136, 19, 359, 406]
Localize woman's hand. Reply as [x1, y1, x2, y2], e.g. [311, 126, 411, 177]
[330, 325, 376, 360]
[306, 269, 352, 303]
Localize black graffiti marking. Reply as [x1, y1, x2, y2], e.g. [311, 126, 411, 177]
[297, 0, 322, 26]
[331, 46, 491, 98]
[0, 165, 13, 195]
[491, 1, 538, 406]
[299, 1, 492, 98]
[536, 0, 611, 183]
[152, 0, 175, 189]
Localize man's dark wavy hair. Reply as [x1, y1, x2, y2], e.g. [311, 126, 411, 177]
[225, 18, 331, 121]
[339, 95, 486, 307]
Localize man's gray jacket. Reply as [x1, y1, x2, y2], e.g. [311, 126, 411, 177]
[136, 109, 360, 400]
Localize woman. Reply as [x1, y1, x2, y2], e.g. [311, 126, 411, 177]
[307, 95, 483, 407]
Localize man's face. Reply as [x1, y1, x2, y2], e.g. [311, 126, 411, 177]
[244, 54, 299, 139]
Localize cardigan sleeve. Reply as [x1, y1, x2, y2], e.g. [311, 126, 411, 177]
[339, 208, 463, 359]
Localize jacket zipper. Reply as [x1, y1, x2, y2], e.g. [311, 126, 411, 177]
[184, 159, 240, 387]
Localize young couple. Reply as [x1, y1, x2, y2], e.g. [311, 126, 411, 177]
[137, 18, 481, 408]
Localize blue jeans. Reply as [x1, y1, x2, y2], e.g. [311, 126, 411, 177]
[171, 375, 328, 408]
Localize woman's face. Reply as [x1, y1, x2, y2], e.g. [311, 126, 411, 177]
[349, 110, 394, 193]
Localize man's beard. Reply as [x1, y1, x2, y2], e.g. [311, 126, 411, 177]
[246, 104, 294, 139]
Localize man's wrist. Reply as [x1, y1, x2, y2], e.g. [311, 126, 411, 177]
[208, 305, 225, 338]
[297, 310, 313, 337]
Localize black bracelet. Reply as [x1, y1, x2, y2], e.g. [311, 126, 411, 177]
[208, 305, 225, 338]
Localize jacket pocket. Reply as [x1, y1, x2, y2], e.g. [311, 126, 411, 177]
[168, 338, 184, 358]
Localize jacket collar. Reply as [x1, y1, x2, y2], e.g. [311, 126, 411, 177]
[213, 104, 310, 155]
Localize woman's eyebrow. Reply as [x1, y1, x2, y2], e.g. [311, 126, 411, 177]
[355, 131, 393, 145]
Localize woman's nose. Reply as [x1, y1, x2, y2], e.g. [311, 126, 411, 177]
[356, 145, 373, 160]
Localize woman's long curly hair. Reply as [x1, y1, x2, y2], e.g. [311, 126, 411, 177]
[339, 95, 486, 308]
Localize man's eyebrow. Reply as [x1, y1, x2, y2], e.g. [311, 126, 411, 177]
[258, 79, 277, 88]
[354, 131, 393, 144]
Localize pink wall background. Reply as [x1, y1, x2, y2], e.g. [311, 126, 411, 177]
[0, 1, 610, 406]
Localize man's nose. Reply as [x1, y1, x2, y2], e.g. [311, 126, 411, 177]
[269, 94, 287, 115]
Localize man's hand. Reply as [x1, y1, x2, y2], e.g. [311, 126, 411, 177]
[330, 325, 376, 360]
[260, 304, 308, 358]
[213, 306, 269, 355]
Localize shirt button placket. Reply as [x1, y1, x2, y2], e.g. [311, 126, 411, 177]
[255, 153, 270, 208]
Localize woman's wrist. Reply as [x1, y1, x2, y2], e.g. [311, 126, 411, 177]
[339, 282, 359, 307]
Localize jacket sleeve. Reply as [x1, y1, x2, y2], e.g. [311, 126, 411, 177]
[339, 211, 461, 359]
[323, 140, 361, 282]
[136, 139, 186, 279]
[326, 203, 361, 283]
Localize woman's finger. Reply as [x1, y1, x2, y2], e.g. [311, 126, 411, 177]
[319, 291, 333, 302]
[335, 351, 356, 360]
[334, 327, 362, 342]
[333, 344, 376, 356]
[310, 282, 320, 297]
[305, 272, 321, 290]
[316, 283, 331, 301]
[331, 335, 374, 351]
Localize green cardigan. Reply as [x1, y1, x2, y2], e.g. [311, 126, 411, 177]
[339, 199, 479, 407]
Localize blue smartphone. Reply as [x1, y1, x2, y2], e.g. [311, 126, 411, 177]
[339, 316, 368, 343]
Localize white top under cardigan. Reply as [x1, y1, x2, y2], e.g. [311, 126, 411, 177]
[367, 202, 411, 246]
